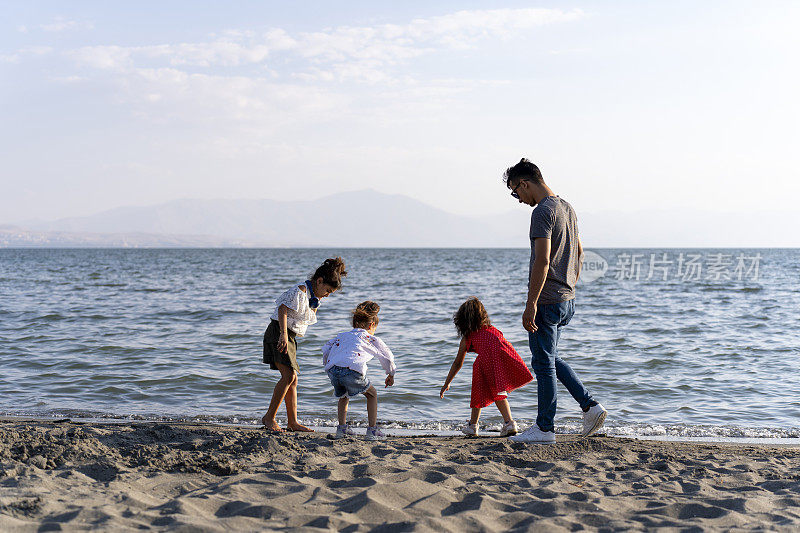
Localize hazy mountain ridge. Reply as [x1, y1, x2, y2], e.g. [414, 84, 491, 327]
[5, 190, 799, 248]
[0, 225, 264, 248]
[19, 190, 532, 248]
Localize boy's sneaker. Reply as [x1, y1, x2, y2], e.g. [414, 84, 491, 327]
[365, 426, 386, 441]
[509, 425, 556, 444]
[461, 422, 479, 436]
[334, 424, 356, 439]
[582, 403, 607, 437]
[499, 420, 519, 437]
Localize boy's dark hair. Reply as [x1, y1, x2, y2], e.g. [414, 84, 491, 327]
[353, 300, 380, 329]
[453, 297, 491, 338]
[311, 257, 347, 289]
[503, 158, 543, 187]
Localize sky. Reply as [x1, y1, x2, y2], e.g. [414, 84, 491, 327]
[2, 1, 799, 226]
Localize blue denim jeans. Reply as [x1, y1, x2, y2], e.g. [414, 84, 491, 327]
[529, 299, 595, 432]
[327, 365, 371, 398]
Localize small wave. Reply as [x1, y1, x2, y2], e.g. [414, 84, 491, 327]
[209, 333, 252, 340]
[37, 313, 66, 321]
[2, 410, 797, 441]
[606, 423, 800, 440]
[145, 309, 227, 321]
[134, 287, 173, 293]
[642, 358, 672, 369]
[14, 335, 50, 342]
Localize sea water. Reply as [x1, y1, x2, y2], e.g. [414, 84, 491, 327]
[1, 248, 799, 440]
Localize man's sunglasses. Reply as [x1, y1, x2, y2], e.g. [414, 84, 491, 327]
[510, 181, 523, 199]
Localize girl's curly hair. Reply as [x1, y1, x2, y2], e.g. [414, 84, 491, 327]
[453, 297, 491, 338]
[353, 300, 380, 329]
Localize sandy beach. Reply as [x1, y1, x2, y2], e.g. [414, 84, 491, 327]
[1, 420, 799, 531]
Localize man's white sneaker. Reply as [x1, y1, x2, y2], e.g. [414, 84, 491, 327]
[508, 425, 556, 444]
[499, 420, 519, 437]
[461, 423, 479, 437]
[334, 424, 356, 439]
[582, 403, 607, 437]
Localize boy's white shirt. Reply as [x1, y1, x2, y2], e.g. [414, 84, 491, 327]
[322, 328, 396, 377]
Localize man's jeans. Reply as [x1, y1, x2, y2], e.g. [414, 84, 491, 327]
[528, 299, 595, 433]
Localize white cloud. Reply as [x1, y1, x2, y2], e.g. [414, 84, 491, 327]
[122, 67, 349, 127]
[50, 75, 86, 83]
[69, 45, 132, 70]
[54, 7, 585, 127]
[66, 7, 583, 79]
[1, 46, 53, 64]
[23, 46, 54, 56]
[40, 18, 94, 32]
[51, 8, 584, 158]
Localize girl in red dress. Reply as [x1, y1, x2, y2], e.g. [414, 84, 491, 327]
[440, 297, 533, 437]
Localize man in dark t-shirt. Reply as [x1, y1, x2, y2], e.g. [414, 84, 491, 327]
[503, 158, 607, 444]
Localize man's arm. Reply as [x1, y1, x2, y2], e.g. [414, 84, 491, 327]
[576, 236, 584, 282]
[523, 237, 551, 333]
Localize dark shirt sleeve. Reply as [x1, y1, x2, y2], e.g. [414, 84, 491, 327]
[529, 204, 555, 241]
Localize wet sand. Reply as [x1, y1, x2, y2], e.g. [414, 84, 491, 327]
[1, 420, 799, 531]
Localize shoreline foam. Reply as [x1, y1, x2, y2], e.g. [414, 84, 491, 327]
[3, 415, 798, 444]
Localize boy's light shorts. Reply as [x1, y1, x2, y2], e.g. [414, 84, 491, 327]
[327, 365, 371, 398]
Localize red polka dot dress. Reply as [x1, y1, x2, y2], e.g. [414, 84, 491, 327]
[467, 326, 533, 409]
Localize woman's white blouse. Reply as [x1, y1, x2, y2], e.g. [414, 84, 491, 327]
[269, 283, 317, 337]
[322, 328, 396, 377]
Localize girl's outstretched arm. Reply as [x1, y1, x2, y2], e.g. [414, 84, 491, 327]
[440, 337, 468, 398]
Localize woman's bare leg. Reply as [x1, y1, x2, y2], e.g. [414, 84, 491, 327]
[495, 398, 512, 424]
[262, 362, 295, 431]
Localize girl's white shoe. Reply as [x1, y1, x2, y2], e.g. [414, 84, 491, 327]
[461, 422, 479, 436]
[499, 420, 519, 437]
[334, 424, 356, 439]
[365, 426, 386, 441]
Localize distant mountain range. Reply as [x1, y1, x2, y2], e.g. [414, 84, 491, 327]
[3, 190, 798, 248]
[7, 190, 530, 248]
[0, 225, 256, 248]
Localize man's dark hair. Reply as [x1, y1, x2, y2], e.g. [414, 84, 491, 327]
[503, 158, 543, 186]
